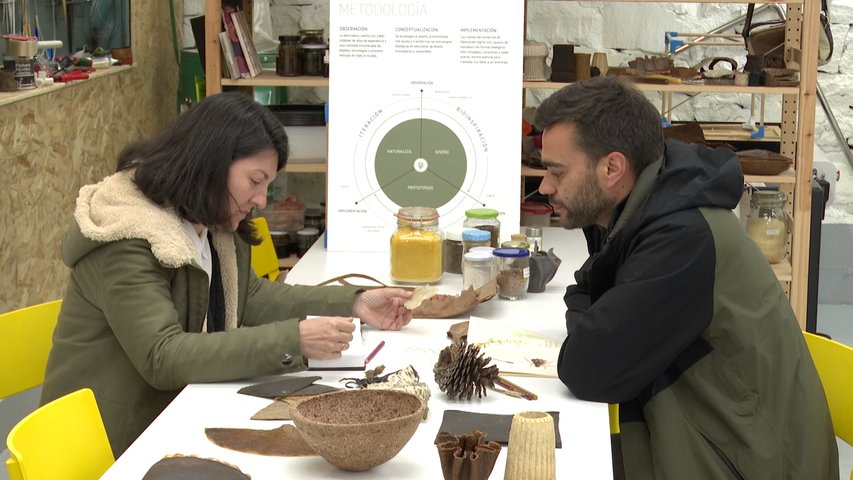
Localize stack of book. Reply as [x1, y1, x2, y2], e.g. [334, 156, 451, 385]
[219, 5, 262, 79]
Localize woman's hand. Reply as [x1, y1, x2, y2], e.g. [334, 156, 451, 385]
[298, 317, 356, 360]
[353, 288, 413, 331]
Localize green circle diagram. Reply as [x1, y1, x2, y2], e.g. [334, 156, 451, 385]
[374, 118, 467, 208]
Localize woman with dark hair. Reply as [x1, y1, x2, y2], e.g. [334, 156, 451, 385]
[41, 92, 413, 456]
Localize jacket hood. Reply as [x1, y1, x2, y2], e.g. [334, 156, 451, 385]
[610, 140, 743, 240]
[62, 170, 199, 268]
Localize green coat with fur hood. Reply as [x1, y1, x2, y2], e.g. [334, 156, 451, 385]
[41, 170, 360, 456]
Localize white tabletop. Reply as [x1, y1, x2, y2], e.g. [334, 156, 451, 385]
[101, 227, 613, 479]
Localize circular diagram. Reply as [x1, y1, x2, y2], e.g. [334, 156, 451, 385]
[374, 118, 466, 208]
[351, 95, 490, 225]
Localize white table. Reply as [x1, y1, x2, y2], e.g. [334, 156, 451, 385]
[101, 227, 613, 479]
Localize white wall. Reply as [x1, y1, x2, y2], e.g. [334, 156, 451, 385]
[183, 0, 853, 219]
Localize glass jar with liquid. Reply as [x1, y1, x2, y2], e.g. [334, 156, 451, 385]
[276, 35, 301, 76]
[745, 190, 789, 264]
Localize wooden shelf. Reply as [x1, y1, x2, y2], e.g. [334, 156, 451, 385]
[541, 0, 802, 4]
[278, 255, 300, 269]
[523, 80, 799, 95]
[0, 65, 135, 107]
[284, 160, 327, 173]
[222, 72, 329, 88]
[771, 260, 793, 282]
[524, 165, 796, 184]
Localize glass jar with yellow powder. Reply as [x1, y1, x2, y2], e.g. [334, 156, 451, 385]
[390, 207, 443, 284]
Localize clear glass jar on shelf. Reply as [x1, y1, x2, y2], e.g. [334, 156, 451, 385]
[276, 35, 301, 76]
[390, 207, 443, 284]
[524, 226, 543, 253]
[493, 247, 530, 300]
[745, 190, 790, 264]
[299, 29, 326, 76]
[464, 208, 501, 248]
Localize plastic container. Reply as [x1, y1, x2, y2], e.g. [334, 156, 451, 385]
[493, 248, 530, 300]
[745, 190, 789, 264]
[390, 207, 443, 284]
[521, 201, 553, 227]
[464, 208, 501, 248]
[463, 251, 494, 291]
[442, 228, 464, 274]
[462, 228, 491, 253]
[259, 197, 304, 233]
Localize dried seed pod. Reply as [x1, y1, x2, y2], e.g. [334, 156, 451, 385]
[434, 339, 499, 400]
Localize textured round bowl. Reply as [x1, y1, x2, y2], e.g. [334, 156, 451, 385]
[291, 389, 425, 471]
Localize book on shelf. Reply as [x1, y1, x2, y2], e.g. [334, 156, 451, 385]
[307, 319, 372, 371]
[221, 5, 250, 79]
[230, 9, 262, 78]
[218, 31, 240, 80]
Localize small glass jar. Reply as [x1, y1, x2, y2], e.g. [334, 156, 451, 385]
[464, 208, 501, 248]
[469, 246, 496, 282]
[296, 227, 320, 257]
[493, 248, 530, 300]
[745, 190, 789, 264]
[524, 226, 543, 253]
[501, 233, 530, 251]
[299, 29, 326, 76]
[463, 251, 494, 291]
[442, 228, 463, 274]
[390, 207, 443, 284]
[462, 228, 491, 253]
[304, 208, 324, 234]
[276, 35, 301, 76]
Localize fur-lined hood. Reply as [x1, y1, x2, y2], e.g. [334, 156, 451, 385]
[62, 170, 240, 329]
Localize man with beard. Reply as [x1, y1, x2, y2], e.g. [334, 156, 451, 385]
[536, 77, 838, 479]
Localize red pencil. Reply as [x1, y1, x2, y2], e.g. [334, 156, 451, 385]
[365, 340, 386, 366]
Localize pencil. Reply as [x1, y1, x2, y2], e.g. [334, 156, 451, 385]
[364, 340, 386, 366]
[496, 375, 538, 401]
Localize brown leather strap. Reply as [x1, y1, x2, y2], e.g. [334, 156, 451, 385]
[316, 273, 415, 291]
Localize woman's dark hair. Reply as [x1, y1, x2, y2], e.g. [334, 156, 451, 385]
[534, 76, 663, 174]
[116, 92, 288, 245]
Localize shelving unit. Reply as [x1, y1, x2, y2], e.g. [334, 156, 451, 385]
[203, 0, 819, 325]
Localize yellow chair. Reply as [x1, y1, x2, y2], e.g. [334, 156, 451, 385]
[6, 388, 114, 480]
[803, 331, 853, 480]
[608, 403, 620, 435]
[250, 216, 281, 282]
[0, 300, 62, 399]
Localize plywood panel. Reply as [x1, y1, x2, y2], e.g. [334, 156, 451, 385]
[0, 0, 182, 312]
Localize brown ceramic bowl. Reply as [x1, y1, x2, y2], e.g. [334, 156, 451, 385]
[291, 389, 425, 471]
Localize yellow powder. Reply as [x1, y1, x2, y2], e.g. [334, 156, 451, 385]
[390, 227, 442, 283]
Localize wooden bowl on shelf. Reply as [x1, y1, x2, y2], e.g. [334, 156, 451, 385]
[737, 149, 793, 176]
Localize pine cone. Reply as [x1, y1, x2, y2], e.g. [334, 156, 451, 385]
[434, 339, 499, 400]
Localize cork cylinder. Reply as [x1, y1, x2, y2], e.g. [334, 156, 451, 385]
[504, 411, 556, 480]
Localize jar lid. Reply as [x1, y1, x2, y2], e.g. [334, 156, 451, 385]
[493, 247, 530, 258]
[524, 226, 543, 236]
[463, 251, 493, 262]
[751, 190, 787, 204]
[465, 208, 499, 219]
[521, 201, 552, 214]
[305, 208, 322, 218]
[279, 35, 300, 42]
[444, 228, 463, 242]
[396, 206, 439, 222]
[511, 233, 528, 242]
[296, 227, 320, 236]
[300, 44, 327, 49]
[469, 246, 495, 254]
[462, 228, 491, 242]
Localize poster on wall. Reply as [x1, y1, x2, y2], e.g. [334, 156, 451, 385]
[327, 0, 523, 252]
